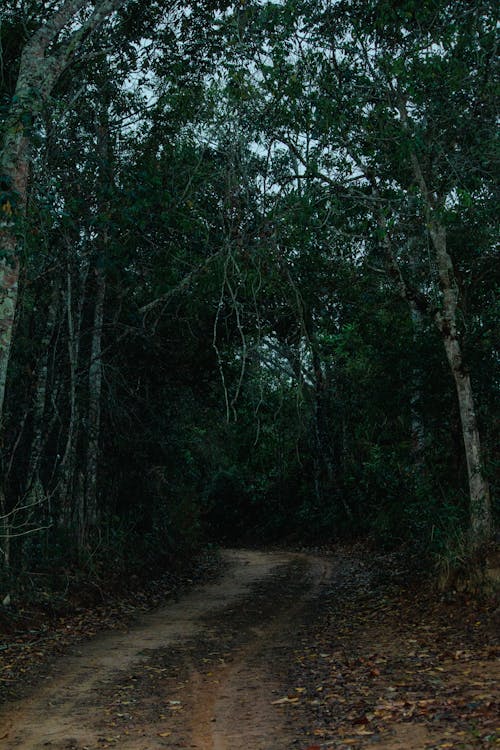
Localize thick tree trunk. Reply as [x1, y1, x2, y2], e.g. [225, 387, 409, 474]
[443, 337, 490, 546]
[430, 223, 492, 551]
[0, 123, 29, 419]
[399, 107, 493, 552]
[0, 0, 125, 429]
[0, 256, 20, 421]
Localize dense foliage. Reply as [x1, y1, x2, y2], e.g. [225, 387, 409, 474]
[0, 0, 497, 594]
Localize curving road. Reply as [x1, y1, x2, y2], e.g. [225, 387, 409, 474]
[0, 549, 331, 750]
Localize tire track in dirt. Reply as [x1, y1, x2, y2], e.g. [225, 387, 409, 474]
[189, 557, 331, 750]
[0, 550, 331, 750]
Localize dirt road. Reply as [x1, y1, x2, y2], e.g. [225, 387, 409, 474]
[0, 549, 331, 750]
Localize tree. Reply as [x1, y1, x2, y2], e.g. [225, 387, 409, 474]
[0, 0, 142, 424]
[240, 0, 496, 556]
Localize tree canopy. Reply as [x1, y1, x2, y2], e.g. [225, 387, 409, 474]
[0, 0, 497, 593]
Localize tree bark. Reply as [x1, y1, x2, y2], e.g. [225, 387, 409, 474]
[82, 100, 112, 540]
[0, 130, 27, 419]
[25, 283, 60, 492]
[409, 299, 426, 465]
[431, 224, 492, 550]
[84, 265, 106, 534]
[58, 254, 89, 528]
[0, 0, 126, 427]
[398, 100, 492, 552]
[0, 489, 10, 568]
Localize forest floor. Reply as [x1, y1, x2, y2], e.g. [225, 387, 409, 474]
[0, 547, 498, 750]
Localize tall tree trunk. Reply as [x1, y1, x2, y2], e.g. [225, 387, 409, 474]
[84, 266, 106, 535]
[0, 129, 28, 419]
[82, 105, 112, 540]
[25, 283, 60, 492]
[58, 256, 88, 528]
[0, 0, 125, 428]
[0, 489, 10, 569]
[409, 300, 426, 465]
[398, 103, 492, 552]
[431, 223, 492, 551]
[407, 241, 426, 465]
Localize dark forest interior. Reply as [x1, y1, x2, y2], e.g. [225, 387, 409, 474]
[0, 0, 498, 601]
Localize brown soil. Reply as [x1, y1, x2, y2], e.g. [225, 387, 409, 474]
[0, 550, 329, 749]
[0, 548, 497, 750]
